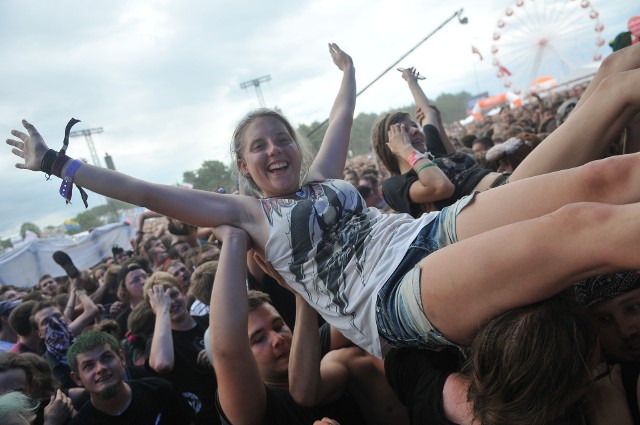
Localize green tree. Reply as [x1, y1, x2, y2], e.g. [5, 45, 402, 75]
[434, 91, 472, 124]
[20, 222, 41, 239]
[74, 210, 102, 233]
[183, 160, 235, 193]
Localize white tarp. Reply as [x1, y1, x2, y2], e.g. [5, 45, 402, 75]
[0, 223, 135, 288]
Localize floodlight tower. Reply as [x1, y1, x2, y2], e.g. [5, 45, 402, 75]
[240, 75, 272, 107]
[69, 127, 104, 167]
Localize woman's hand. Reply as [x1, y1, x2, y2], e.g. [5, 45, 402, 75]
[329, 43, 353, 72]
[6, 119, 50, 171]
[386, 123, 414, 160]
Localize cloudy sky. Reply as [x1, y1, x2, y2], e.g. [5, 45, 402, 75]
[1, 0, 636, 238]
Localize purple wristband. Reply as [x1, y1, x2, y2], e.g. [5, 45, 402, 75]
[59, 160, 83, 203]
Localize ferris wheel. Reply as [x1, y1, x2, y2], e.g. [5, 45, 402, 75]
[490, 0, 605, 95]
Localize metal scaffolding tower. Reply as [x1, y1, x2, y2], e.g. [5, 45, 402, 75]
[70, 127, 104, 167]
[240, 75, 271, 107]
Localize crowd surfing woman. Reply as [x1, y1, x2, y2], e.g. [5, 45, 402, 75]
[373, 42, 640, 217]
[8, 43, 640, 362]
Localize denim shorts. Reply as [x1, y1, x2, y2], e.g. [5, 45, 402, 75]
[375, 194, 476, 353]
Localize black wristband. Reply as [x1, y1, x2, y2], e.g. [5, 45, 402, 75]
[41, 149, 58, 176]
[51, 154, 71, 179]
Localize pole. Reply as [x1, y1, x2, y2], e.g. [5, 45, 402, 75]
[307, 8, 467, 137]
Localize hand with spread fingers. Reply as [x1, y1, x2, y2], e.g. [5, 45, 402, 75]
[6, 119, 49, 171]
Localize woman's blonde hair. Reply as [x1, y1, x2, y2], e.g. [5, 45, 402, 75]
[230, 109, 314, 197]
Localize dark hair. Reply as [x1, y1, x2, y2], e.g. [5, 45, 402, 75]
[463, 296, 597, 425]
[67, 331, 121, 375]
[123, 301, 155, 367]
[8, 301, 37, 337]
[29, 300, 59, 331]
[0, 352, 33, 388]
[372, 112, 412, 176]
[20, 353, 57, 399]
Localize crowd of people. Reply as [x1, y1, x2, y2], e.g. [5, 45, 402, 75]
[1, 42, 640, 424]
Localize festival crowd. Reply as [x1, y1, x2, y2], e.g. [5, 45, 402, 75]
[1, 42, 640, 425]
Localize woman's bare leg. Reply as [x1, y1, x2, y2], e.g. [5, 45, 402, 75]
[574, 42, 640, 110]
[420, 201, 640, 345]
[510, 67, 640, 180]
[457, 152, 640, 240]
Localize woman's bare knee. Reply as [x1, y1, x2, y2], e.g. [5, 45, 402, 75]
[571, 154, 640, 200]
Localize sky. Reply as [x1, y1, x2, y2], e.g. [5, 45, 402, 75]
[0, 0, 636, 239]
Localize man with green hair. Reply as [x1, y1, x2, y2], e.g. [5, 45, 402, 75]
[67, 330, 194, 424]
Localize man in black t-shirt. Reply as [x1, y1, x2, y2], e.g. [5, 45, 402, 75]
[68, 330, 194, 425]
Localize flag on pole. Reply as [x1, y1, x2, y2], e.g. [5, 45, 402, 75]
[498, 65, 512, 77]
[471, 45, 483, 61]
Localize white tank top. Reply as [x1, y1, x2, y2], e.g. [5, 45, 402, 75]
[260, 179, 438, 357]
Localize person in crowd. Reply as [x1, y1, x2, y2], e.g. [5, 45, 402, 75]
[0, 301, 20, 351]
[208, 225, 384, 424]
[164, 259, 192, 296]
[470, 137, 493, 155]
[121, 301, 155, 368]
[188, 261, 217, 317]
[145, 272, 218, 425]
[111, 260, 148, 338]
[9, 301, 42, 355]
[374, 43, 640, 217]
[67, 330, 194, 424]
[575, 271, 640, 363]
[484, 133, 542, 174]
[87, 264, 120, 313]
[30, 294, 98, 390]
[37, 276, 58, 300]
[110, 246, 129, 265]
[9, 43, 640, 364]
[384, 295, 618, 424]
[0, 352, 75, 425]
[343, 168, 359, 187]
[142, 237, 169, 271]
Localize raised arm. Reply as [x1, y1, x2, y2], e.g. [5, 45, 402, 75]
[308, 43, 356, 181]
[288, 294, 348, 406]
[209, 226, 266, 425]
[402, 68, 455, 154]
[7, 120, 268, 246]
[148, 287, 175, 374]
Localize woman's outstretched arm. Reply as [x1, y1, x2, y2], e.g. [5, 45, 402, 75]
[7, 120, 268, 246]
[308, 43, 356, 181]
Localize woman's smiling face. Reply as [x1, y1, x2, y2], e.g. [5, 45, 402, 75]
[237, 116, 302, 198]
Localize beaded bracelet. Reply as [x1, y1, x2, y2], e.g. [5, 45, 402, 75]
[415, 162, 437, 174]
